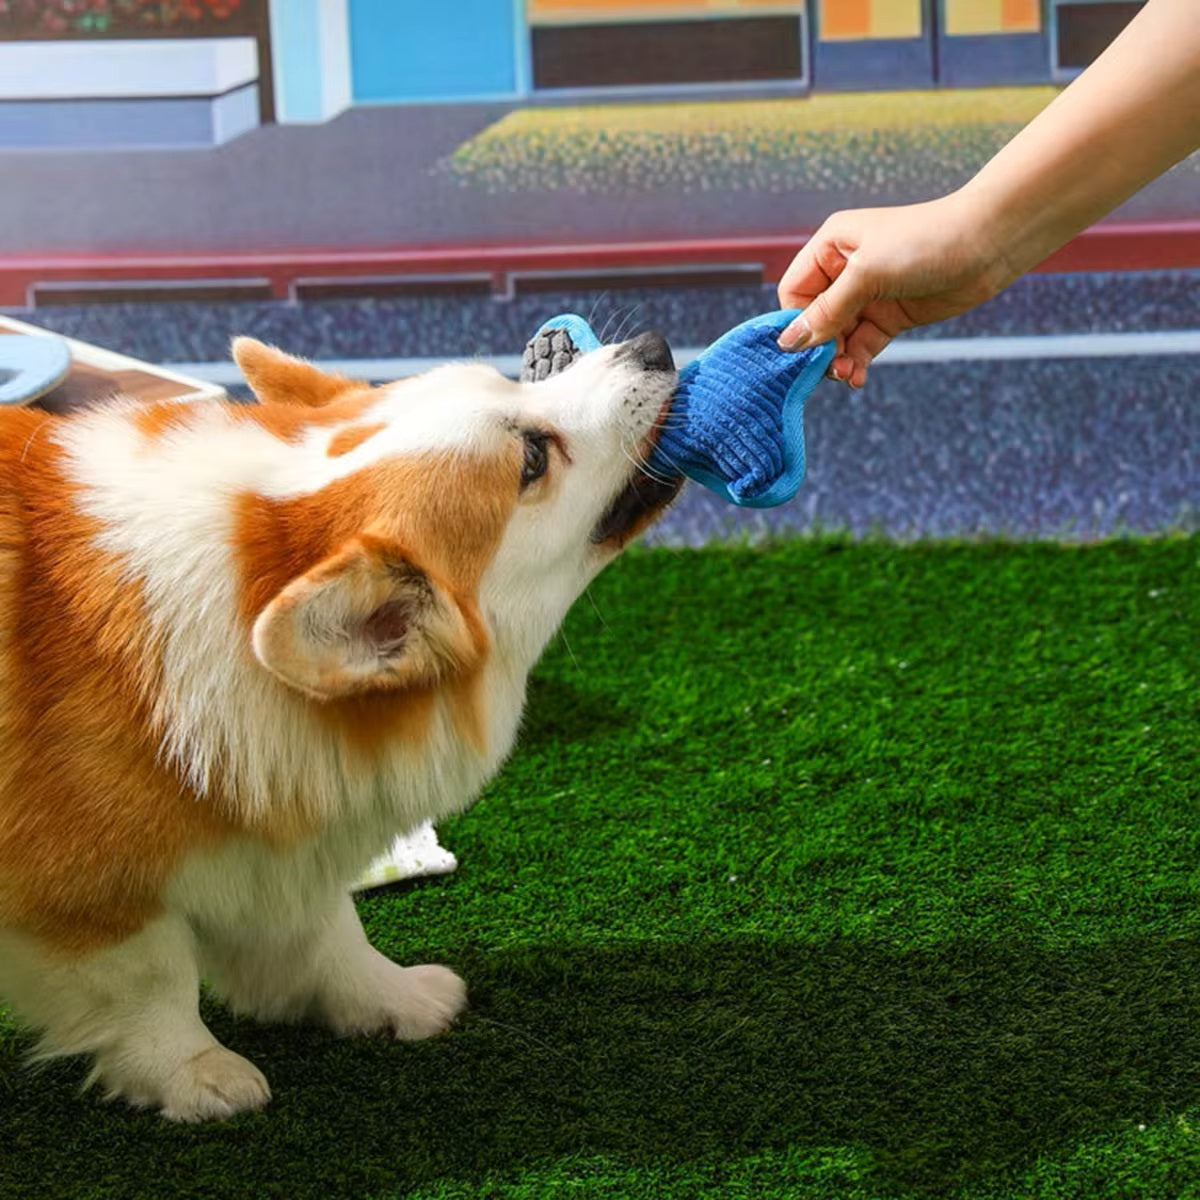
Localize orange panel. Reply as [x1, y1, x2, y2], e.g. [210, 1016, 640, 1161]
[1001, 0, 1039, 30]
[820, 0, 870, 38]
[529, 0, 706, 13]
[528, 0, 805, 16]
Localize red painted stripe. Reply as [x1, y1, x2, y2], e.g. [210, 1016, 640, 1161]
[1035, 221, 1200, 274]
[2, 221, 1198, 306]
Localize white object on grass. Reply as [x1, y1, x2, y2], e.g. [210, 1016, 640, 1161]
[353, 820, 457, 892]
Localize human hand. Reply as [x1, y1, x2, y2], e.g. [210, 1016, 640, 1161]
[776, 194, 1011, 387]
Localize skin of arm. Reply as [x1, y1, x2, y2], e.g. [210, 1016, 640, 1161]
[776, 0, 1200, 386]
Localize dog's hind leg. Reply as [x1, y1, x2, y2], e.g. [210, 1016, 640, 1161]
[0, 914, 270, 1122]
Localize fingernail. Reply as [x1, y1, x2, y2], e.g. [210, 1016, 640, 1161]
[825, 365, 842, 382]
[777, 316, 812, 351]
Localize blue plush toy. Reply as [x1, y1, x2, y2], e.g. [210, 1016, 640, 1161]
[521, 310, 834, 508]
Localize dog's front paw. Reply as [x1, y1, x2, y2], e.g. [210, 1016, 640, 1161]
[324, 958, 467, 1041]
[158, 1046, 272, 1123]
[388, 964, 468, 1039]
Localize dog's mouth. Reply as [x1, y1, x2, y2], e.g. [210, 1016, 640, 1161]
[590, 396, 683, 547]
[590, 468, 682, 547]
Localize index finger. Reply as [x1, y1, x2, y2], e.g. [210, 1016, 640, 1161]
[776, 238, 836, 310]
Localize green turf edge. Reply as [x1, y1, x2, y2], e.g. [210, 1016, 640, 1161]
[2, 537, 1197, 1200]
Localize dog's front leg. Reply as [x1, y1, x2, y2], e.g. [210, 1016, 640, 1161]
[199, 894, 466, 1040]
[0, 914, 270, 1122]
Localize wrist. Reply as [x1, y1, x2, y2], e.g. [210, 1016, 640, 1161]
[932, 187, 1019, 304]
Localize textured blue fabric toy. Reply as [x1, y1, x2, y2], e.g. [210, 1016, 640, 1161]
[521, 310, 834, 508]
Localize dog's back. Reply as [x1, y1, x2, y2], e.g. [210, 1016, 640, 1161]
[0, 405, 240, 955]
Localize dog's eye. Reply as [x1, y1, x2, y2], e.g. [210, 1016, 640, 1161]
[521, 432, 549, 488]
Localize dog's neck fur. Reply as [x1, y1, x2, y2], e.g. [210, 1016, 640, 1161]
[46, 398, 533, 837]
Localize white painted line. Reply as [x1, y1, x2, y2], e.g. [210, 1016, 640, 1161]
[173, 354, 523, 386]
[168, 328, 1200, 387]
[875, 329, 1200, 363]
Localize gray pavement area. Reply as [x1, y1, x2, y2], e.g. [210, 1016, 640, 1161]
[4, 269, 1197, 544]
[1, 101, 1197, 257]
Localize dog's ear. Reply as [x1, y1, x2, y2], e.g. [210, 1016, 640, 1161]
[251, 535, 481, 700]
[232, 337, 355, 407]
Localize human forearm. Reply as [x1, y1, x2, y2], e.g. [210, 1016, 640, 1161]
[775, 0, 1200, 383]
[960, 0, 1200, 287]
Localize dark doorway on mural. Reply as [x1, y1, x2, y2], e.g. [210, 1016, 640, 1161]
[532, 16, 806, 89]
[1055, 2, 1144, 70]
[527, 1, 1146, 96]
[528, 2, 813, 91]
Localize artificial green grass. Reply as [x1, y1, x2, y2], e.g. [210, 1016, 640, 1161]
[3, 537, 1198, 1199]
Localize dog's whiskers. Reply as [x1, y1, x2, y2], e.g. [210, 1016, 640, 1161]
[558, 624, 582, 671]
[597, 306, 622, 345]
[20, 418, 51, 464]
[611, 302, 645, 347]
[584, 586, 609, 629]
[650, 414, 689, 432]
[585, 291, 610, 333]
[630, 425, 688, 482]
[646, 443, 686, 482]
[619, 438, 677, 488]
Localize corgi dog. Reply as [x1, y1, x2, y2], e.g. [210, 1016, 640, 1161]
[0, 331, 680, 1121]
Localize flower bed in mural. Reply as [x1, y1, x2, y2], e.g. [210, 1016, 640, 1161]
[0, 0, 252, 38]
[438, 89, 1064, 197]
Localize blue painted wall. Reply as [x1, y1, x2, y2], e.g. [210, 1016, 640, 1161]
[349, 0, 519, 102]
[812, 40, 935, 90]
[939, 33, 1050, 86]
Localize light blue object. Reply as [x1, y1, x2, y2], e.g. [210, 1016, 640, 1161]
[0, 334, 71, 406]
[536, 314, 600, 358]
[525, 310, 834, 508]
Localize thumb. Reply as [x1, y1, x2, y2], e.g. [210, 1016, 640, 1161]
[778, 264, 871, 351]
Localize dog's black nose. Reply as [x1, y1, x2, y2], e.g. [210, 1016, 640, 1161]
[622, 331, 675, 373]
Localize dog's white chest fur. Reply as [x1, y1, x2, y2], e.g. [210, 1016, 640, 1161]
[169, 655, 527, 938]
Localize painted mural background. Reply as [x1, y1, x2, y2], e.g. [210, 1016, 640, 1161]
[0, 0, 1195, 543]
[0, 0, 1190, 282]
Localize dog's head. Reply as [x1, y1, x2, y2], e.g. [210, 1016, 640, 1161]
[234, 334, 681, 702]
